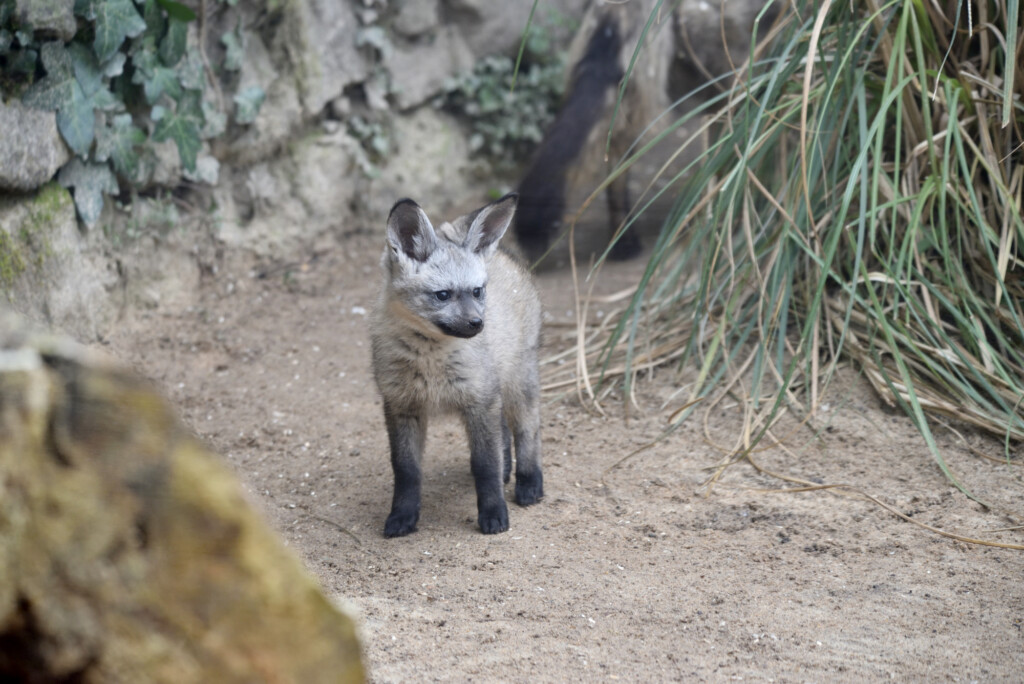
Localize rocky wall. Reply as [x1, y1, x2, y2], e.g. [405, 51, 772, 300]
[0, 0, 587, 340]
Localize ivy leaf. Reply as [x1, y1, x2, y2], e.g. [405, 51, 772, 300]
[201, 98, 226, 139]
[102, 52, 127, 78]
[68, 42, 103, 97]
[92, 0, 146, 62]
[145, 64, 181, 102]
[56, 90, 97, 158]
[221, 25, 243, 71]
[0, 0, 11, 25]
[155, 0, 196, 22]
[91, 87, 120, 111]
[152, 89, 203, 171]
[131, 48, 181, 103]
[159, 17, 188, 66]
[233, 85, 265, 125]
[140, 0, 165, 39]
[95, 113, 146, 178]
[57, 157, 119, 226]
[23, 42, 96, 156]
[176, 48, 204, 90]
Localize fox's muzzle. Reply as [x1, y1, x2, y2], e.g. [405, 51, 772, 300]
[437, 317, 483, 338]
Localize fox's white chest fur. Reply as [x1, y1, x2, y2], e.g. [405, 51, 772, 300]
[372, 324, 493, 414]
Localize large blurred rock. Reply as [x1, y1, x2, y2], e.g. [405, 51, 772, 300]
[0, 100, 71, 192]
[0, 315, 365, 683]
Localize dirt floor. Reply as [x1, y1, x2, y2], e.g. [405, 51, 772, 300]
[104, 227, 1024, 682]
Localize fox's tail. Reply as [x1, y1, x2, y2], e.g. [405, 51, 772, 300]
[514, 15, 622, 260]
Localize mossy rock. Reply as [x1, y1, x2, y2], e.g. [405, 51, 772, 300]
[0, 183, 71, 293]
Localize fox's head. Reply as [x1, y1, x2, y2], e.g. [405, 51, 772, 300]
[382, 194, 517, 339]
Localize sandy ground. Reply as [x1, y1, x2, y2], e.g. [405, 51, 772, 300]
[104, 228, 1024, 682]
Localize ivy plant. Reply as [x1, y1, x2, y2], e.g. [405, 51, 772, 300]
[437, 54, 564, 173]
[0, 0, 264, 225]
[435, 8, 574, 174]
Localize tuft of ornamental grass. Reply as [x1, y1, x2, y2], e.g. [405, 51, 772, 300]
[550, 0, 1024, 493]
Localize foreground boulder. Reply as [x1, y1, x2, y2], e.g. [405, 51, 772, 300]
[0, 312, 363, 682]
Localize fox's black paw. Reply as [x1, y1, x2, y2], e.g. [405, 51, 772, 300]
[515, 472, 544, 506]
[478, 503, 509, 534]
[384, 509, 419, 537]
[608, 235, 642, 261]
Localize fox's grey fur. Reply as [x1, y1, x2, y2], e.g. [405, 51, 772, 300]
[370, 194, 544, 537]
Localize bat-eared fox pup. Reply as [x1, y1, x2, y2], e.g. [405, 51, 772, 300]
[370, 193, 544, 537]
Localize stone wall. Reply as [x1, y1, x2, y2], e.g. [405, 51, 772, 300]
[0, 0, 771, 339]
[0, 0, 587, 341]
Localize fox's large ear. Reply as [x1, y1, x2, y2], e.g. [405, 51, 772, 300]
[465, 193, 517, 256]
[387, 199, 438, 262]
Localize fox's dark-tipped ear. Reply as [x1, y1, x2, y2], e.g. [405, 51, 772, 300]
[465, 193, 517, 256]
[387, 198, 438, 262]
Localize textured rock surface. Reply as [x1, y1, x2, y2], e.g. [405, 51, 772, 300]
[0, 0, 596, 340]
[0, 314, 364, 683]
[386, 25, 476, 110]
[393, 0, 440, 37]
[0, 184, 118, 341]
[285, 0, 370, 117]
[0, 101, 71, 192]
[14, 0, 76, 41]
[454, 0, 589, 60]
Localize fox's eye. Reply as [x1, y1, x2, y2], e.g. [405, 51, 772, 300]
[472, 287, 483, 298]
[434, 290, 450, 301]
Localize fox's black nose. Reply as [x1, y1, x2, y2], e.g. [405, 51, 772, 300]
[437, 317, 484, 338]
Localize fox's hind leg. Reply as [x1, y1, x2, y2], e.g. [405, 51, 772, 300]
[463, 394, 510, 534]
[509, 369, 544, 506]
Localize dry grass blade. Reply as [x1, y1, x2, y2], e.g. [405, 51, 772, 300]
[541, 0, 1024, 510]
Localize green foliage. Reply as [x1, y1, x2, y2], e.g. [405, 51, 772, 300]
[22, 41, 96, 156]
[589, 0, 1024, 487]
[438, 6, 571, 171]
[438, 54, 564, 171]
[85, 0, 147, 62]
[345, 113, 389, 178]
[58, 158, 119, 225]
[233, 85, 265, 125]
[1, 0, 265, 226]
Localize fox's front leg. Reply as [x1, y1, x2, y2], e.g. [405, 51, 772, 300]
[383, 403, 428, 537]
[464, 397, 509, 535]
